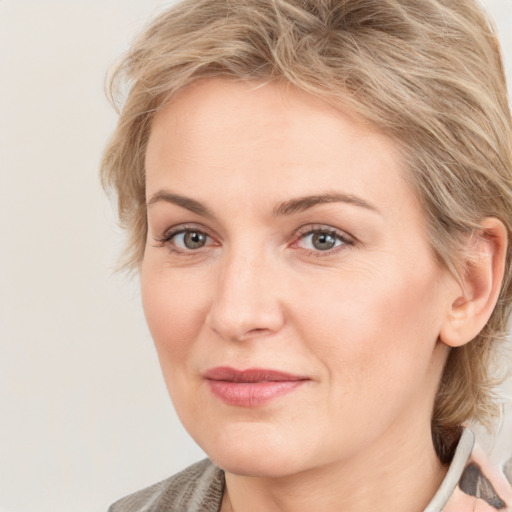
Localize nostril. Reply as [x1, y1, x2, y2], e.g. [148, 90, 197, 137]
[235, 326, 279, 342]
[245, 327, 268, 336]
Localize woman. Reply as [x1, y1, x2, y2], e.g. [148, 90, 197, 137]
[102, 0, 512, 510]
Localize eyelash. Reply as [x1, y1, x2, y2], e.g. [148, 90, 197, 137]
[292, 226, 354, 257]
[155, 224, 216, 254]
[154, 224, 354, 257]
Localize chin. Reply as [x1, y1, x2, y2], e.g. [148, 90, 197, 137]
[192, 421, 315, 478]
[209, 447, 305, 478]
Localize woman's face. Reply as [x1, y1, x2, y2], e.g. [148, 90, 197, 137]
[142, 78, 456, 477]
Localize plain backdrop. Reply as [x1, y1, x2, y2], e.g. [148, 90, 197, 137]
[0, 1, 511, 511]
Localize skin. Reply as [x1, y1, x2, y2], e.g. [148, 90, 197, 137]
[141, 78, 465, 512]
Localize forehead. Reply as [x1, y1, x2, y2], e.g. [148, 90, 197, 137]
[148, 78, 392, 163]
[145, 78, 421, 225]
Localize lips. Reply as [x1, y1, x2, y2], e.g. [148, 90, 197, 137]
[203, 367, 308, 407]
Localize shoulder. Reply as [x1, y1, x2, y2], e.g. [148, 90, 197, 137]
[429, 430, 512, 512]
[107, 459, 225, 512]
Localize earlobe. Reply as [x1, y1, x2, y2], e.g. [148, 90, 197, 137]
[439, 218, 508, 348]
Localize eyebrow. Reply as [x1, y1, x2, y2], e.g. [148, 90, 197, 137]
[272, 193, 380, 216]
[147, 190, 214, 218]
[147, 190, 380, 218]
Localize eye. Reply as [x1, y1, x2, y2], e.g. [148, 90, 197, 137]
[174, 230, 209, 250]
[156, 226, 215, 252]
[295, 228, 352, 253]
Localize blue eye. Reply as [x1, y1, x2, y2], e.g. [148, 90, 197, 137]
[298, 230, 347, 251]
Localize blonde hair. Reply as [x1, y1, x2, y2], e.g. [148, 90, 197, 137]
[101, 0, 512, 460]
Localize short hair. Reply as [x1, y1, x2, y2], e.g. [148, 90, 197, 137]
[101, 0, 512, 460]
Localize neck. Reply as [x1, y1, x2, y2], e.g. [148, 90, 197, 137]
[223, 411, 447, 512]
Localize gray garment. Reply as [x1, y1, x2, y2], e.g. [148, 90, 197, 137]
[108, 429, 511, 512]
[108, 459, 224, 512]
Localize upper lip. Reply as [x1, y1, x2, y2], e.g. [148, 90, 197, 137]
[203, 367, 308, 383]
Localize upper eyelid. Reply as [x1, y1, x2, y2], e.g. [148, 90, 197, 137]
[294, 225, 355, 241]
[157, 223, 214, 242]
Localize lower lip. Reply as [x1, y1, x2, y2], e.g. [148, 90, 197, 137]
[206, 380, 305, 407]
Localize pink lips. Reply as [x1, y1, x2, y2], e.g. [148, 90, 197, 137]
[203, 367, 308, 407]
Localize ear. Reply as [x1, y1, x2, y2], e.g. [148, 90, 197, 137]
[439, 217, 508, 348]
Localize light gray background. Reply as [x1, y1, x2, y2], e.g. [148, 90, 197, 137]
[0, 1, 511, 511]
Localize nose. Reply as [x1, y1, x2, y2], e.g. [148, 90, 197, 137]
[205, 248, 286, 341]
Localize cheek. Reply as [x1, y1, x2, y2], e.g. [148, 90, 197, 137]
[140, 262, 210, 365]
[293, 262, 445, 400]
